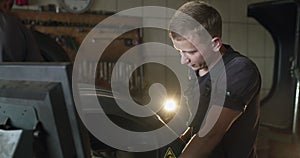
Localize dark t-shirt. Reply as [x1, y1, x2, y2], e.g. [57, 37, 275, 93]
[188, 45, 261, 158]
[0, 12, 44, 62]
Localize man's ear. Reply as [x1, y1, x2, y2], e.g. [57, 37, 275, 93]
[211, 37, 222, 52]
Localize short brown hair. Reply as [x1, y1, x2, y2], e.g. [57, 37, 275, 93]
[169, 1, 222, 40]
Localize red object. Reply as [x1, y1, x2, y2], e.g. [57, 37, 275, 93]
[15, 0, 28, 6]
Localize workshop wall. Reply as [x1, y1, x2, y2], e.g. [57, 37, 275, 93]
[12, 8, 143, 91]
[13, 0, 275, 98]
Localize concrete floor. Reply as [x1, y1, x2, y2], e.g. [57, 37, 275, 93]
[257, 124, 300, 158]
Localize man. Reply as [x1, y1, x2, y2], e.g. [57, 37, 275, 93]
[168, 1, 261, 158]
[0, 0, 44, 61]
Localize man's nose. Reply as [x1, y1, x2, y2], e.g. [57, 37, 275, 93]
[181, 54, 189, 64]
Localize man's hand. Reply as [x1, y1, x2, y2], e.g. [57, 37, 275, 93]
[179, 127, 193, 144]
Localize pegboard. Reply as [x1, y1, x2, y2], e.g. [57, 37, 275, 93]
[12, 9, 142, 62]
[12, 9, 144, 91]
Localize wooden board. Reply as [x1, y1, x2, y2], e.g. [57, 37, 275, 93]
[12, 9, 143, 90]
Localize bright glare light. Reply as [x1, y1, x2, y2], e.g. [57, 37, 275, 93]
[163, 99, 177, 112]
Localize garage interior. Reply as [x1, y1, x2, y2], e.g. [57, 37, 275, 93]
[1, 0, 300, 158]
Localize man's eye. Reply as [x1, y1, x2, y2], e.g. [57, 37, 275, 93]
[187, 51, 197, 54]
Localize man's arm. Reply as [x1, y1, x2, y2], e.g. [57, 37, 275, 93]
[179, 105, 242, 158]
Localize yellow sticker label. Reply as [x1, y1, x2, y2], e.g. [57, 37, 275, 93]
[164, 147, 176, 158]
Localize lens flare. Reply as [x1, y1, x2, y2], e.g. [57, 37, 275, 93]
[163, 99, 177, 112]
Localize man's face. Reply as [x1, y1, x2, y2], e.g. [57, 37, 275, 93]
[172, 38, 207, 71]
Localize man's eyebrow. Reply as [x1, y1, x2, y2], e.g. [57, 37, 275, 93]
[174, 47, 197, 53]
[182, 50, 197, 53]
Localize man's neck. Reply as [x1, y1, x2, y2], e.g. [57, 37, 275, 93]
[198, 69, 209, 77]
[198, 44, 227, 77]
[219, 44, 227, 56]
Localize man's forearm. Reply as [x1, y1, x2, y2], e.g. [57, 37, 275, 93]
[179, 106, 241, 158]
[179, 132, 223, 158]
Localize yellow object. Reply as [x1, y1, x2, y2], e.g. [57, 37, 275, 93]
[164, 147, 176, 158]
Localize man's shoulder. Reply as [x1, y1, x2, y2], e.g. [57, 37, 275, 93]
[223, 45, 258, 71]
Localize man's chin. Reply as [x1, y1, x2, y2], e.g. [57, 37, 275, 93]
[190, 67, 200, 71]
[190, 65, 208, 71]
